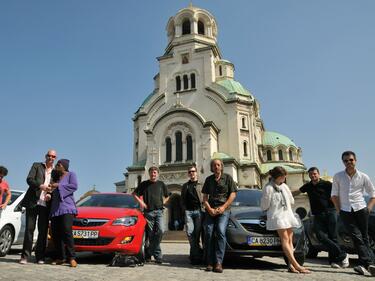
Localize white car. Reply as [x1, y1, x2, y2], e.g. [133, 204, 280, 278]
[0, 190, 27, 257]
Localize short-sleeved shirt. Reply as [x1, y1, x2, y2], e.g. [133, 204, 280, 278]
[133, 180, 169, 211]
[202, 173, 237, 208]
[331, 170, 375, 212]
[0, 179, 10, 204]
[299, 179, 335, 215]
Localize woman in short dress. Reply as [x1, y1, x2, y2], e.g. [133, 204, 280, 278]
[261, 166, 310, 274]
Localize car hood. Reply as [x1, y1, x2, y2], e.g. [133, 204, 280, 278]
[230, 206, 266, 220]
[76, 207, 142, 219]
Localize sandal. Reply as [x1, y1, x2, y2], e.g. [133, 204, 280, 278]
[288, 265, 299, 273]
[298, 267, 311, 274]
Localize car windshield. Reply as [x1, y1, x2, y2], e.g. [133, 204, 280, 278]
[231, 189, 262, 207]
[76, 193, 139, 209]
[2, 191, 23, 206]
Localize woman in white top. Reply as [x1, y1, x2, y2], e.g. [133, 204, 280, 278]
[261, 166, 310, 274]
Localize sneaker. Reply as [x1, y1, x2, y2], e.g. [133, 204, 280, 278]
[354, 265, 368, 275]
[205, 264, 213, 271]
[341, 254, 349, 268]
[330, 262, 341, 269]
[36, 260, 45, 265]
[19, 258, 27, 265]
[368, 265, 375, 276]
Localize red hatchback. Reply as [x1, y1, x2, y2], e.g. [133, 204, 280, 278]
[73, 193, 146, 260]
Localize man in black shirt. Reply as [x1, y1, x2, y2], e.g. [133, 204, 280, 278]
[293, 167, 348, 268]
[133, 166, 169, 264]
[202, 159, 237, 273]
[181, 165, 203, 265]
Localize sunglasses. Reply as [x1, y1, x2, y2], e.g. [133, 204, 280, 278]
[188, 170, 196, 174]
[343, 158, 355, 163]
[47, 154, 56, 159]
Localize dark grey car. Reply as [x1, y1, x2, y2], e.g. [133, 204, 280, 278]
[225, 188, 307, 265]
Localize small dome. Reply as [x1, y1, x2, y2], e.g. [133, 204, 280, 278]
[214, 79, 253, 98]
[263, 131, 297, 148]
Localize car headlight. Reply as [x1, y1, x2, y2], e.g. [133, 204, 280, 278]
[112, 216, 138, 226]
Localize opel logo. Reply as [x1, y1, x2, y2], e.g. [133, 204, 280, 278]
[82, 219, 89, 226]
[259, 220, 266, 228]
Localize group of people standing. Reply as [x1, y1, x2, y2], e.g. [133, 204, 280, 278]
[133, 159, 236, 273]
[133, 150, 375, 276]
[2, 149, 375, 275]
[18, 150, 78, 267]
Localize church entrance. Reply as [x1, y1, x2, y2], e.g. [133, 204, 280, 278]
[166, 185, 185, 231]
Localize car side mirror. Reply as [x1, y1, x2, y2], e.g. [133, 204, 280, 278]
[295, 207, 307, 220]
[14, 204, 25, 213]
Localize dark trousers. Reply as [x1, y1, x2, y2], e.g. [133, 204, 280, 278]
[204, 211, 229, 265]
[341, 208, 375, 268]
[51, 214, 76, 260]
[313, 209, 346, 263]
[21, 205, 49, 261]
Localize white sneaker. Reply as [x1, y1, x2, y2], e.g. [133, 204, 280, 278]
[330, 262, 341, 269]
[368, 265, 375, 276]
[353, 265, 368, 275]
[341, 254, 349, 268]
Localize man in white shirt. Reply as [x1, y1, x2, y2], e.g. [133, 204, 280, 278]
[331, 151, 375, 276]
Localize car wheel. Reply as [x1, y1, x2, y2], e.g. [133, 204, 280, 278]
[0, 225, 14, 257]
[135, 233, 145, 263]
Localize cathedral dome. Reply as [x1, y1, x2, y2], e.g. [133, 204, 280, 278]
[263, 131, 297, 148]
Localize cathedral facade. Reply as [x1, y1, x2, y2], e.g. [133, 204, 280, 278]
[120, 5, 309, 229]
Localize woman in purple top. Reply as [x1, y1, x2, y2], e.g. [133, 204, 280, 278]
[49, 159, 78, 267]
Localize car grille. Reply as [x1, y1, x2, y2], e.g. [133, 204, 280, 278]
[73, 218, 109, 227]
[74, 237, 114, 246]
[238, 219, 277, 235]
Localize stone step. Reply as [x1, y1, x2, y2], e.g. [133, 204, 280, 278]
[162, 230, 188, 243]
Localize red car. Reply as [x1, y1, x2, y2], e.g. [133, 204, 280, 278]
[72, 193, 146, 261]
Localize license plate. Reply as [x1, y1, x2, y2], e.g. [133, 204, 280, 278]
[247, 236, 281, 246]
[73, 230, 99, 239]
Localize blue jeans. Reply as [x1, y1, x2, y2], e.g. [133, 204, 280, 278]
[313, 209, 346, 263]
[144, 209, 164, 260]
[185, 210, 203, 262]
[204, 211, 230, 265]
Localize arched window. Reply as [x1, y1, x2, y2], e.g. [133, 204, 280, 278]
[219, 65, 222, 76]
[266, 150, 272, 161]
[243, 141, 248, 157]
[278, 149, 283, 161]
[289, 150, 293, 161]
[182, 19, 191, 35]
[241, 117, 246, 128]
[183, 75, 189, 90]
[175, 131, 182, 161]
[175, 76, 181, 91]
[165, 137, 172, 162]
[198, 20, 205, 35]
[190, 73, 196, 89]
[186, 135, 193, 160]
[137, 175, 142, 186]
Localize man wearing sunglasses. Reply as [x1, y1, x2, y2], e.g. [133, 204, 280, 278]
[19, 149, 57, 265]
[181, 165, 204, 265]
[331, 151, 375, 276]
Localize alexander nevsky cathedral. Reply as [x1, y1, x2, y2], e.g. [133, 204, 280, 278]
[116, 5, 309, 228]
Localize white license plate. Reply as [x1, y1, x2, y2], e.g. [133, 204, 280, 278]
[73, 230, 99, 239]
[247, 236, 281, 246]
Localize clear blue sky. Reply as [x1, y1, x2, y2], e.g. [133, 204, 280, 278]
[1, 0, 374, 197]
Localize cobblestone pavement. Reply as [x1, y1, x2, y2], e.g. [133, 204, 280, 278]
[0, 243, 371, 281]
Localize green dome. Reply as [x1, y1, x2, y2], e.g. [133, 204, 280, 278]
[213, 79, 253, 98]
[263, 131, 297, 148]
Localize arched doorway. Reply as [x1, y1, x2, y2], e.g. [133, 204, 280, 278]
[167, 193, 184, 230]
